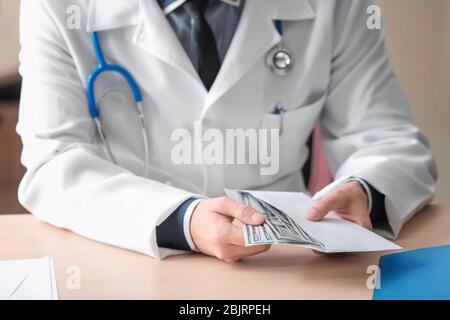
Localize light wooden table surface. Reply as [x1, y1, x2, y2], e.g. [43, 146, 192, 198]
[0, 206, 449, 300]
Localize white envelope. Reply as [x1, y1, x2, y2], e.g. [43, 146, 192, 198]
[226, 189, 401, 253]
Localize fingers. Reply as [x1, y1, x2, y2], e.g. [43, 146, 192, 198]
[305, 182, 373, 230]
[216, 224, 270, 262]
[227, 224, 246, 246]
[213, 197, 266, 225]
[305, 190, 346, 221]
[344, 214, 373, 230]
[192, 197, 271, 263]
[224, 244, 271, 262]
[216, 222, 263, 248]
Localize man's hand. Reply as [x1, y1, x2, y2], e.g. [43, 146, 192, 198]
[190, 197, 271, 262]
[305, 181, 373, 230]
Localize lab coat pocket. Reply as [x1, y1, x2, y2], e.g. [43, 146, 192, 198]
[260, 94, 326, 181]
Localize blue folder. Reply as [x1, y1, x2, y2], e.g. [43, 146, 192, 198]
[373, 244, 450, 300]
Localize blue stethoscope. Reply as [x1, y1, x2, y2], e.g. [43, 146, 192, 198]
[86, 32, 150, 176]
[86, 20, 292, 174]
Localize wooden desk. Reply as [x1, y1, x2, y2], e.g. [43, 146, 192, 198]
[0, 206, 449, 300]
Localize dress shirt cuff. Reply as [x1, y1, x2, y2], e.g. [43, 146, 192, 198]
[156, 197, 199, 251]
[183, 199, 203, 252]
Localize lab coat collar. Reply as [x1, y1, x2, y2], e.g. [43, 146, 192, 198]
[86, 0, 315, 32]
[159, 0, 242, 15]
[86, 0, 140, 32]
[86, 0, 245, 31]
[86, 0, 316, 111]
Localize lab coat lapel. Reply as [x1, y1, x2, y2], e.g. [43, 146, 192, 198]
[203, 0, 316, 116]
[133, 0, 202, 84]
[87, 0, 203, 88]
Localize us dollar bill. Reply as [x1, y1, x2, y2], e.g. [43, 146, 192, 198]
[238, 191, 323, 248]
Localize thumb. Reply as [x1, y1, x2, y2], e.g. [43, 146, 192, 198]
[214, 197, 266, 225]
[305, 192, 344, 221]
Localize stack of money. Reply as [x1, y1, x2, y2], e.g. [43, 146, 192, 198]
[238, 191, 323, 248]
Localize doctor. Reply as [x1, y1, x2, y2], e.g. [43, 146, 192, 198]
[18, 0, 437, 261]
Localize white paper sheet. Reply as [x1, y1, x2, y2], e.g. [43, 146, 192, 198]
[48, 258, 59, 300]
[0, 257, 58, 300]
[226, 189, 401, 253]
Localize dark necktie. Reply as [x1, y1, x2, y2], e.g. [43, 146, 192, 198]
[167, 0, 221, 90]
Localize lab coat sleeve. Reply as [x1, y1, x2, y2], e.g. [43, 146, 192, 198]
[317, 0, 437, 239]
[17, 0, 194, 260]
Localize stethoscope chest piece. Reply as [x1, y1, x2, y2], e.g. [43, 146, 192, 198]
[267, 45, 294, 76]
[267, 20, 294, 76]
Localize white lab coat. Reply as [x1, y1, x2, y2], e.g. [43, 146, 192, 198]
[17, 0, 437, 259]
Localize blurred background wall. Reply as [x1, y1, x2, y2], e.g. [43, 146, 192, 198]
[378, 0, 450, 204]
[0, 0, 448, 213]
[0, 0, 20, 84]
[0, 0, 22, 213]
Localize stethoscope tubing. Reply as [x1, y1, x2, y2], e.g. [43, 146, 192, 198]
[87, 32, 203, 193]
[87, 32, 142, 119]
